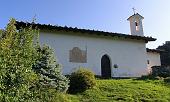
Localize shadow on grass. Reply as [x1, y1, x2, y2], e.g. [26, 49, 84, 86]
[95, 75, 137, 80]
[134, 75, 160, 81]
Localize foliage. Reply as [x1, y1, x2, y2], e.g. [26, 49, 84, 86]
[164, 77, 170, 83]
[0, 18, 70, 101]
[0, 29, 4, 37]
[68, 68, 96, 94]
[0, 18, 39, 101]
[137, 74, 159, 80]
[151, 66, 170, 78]
[157, 41, 170, 66]
[33, 45, 69, 92]
[30, 87, 70, 102]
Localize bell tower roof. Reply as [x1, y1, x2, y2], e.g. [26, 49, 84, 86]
[127, 13, 144, 21]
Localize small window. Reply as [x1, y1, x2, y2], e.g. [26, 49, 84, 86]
[147, 60, 150, 64]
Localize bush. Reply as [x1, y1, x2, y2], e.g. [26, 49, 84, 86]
[164, 77, 170, 83]
[68, 68, 96, 94]
[152, 66, 170, 78]
[137, 74, 158, 80]
[30, 88, 70, 102]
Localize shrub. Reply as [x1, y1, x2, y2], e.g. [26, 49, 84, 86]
[138, 74, 157, 80]
[33, 45, 69, 92]
[68, 68, 96, 94]
[30, 88, 70, 102]
[152, 66, 170, 78]
[164, 77, 170, 83]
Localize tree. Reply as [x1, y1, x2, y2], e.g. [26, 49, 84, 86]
[33, 45, 69, 92]
[157, 41, 170, 66]
[0, 19, 69, 101]
[0, 18, 39, 101]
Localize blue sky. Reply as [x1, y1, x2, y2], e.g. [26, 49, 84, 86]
[1, 0, 170, 48]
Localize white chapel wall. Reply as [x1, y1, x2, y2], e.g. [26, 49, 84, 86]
[39, 31, 148, 77]
[146, 52, 161, 73]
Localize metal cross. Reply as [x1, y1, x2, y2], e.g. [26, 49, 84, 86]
[132, 7, 136, 14]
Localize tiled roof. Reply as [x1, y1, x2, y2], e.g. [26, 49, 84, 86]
[146, 48, 163, 53]
[127, 13, 144, 20]
[15, 21, 156, 43]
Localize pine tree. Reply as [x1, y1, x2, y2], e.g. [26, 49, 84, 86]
[33, 45, 69, 92]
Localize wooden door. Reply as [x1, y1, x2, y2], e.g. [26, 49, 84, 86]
[101, 55, 111, 78]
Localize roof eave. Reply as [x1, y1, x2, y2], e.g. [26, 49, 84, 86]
[15, 21, 156, 43]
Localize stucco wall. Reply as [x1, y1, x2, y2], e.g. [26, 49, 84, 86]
[147, 52, 161, 73]
[39, 31, 148, 77]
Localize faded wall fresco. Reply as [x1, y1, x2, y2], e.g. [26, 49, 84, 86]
[69, 47, 87, 63]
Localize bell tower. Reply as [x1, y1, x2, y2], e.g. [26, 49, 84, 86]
[127, 9, 144, 36]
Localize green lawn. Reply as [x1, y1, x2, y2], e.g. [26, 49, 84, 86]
[67, 79, 170, 102]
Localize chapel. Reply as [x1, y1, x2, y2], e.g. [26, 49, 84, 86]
[16, 13, 161, 77]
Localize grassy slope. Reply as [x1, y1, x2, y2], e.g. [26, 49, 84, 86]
[67, 79, 170, 102]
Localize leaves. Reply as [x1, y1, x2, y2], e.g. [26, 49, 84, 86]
[0, 18, 39, 101]
[157, 42, 170, 66]
[0, 18, 69, 101]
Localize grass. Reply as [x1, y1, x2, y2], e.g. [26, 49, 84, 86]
[65, 79, 170, 102]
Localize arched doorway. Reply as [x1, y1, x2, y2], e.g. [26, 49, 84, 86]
[101, 55, 111, 78]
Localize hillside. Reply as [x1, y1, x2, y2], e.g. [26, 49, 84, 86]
[67, 79, 170, 102]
